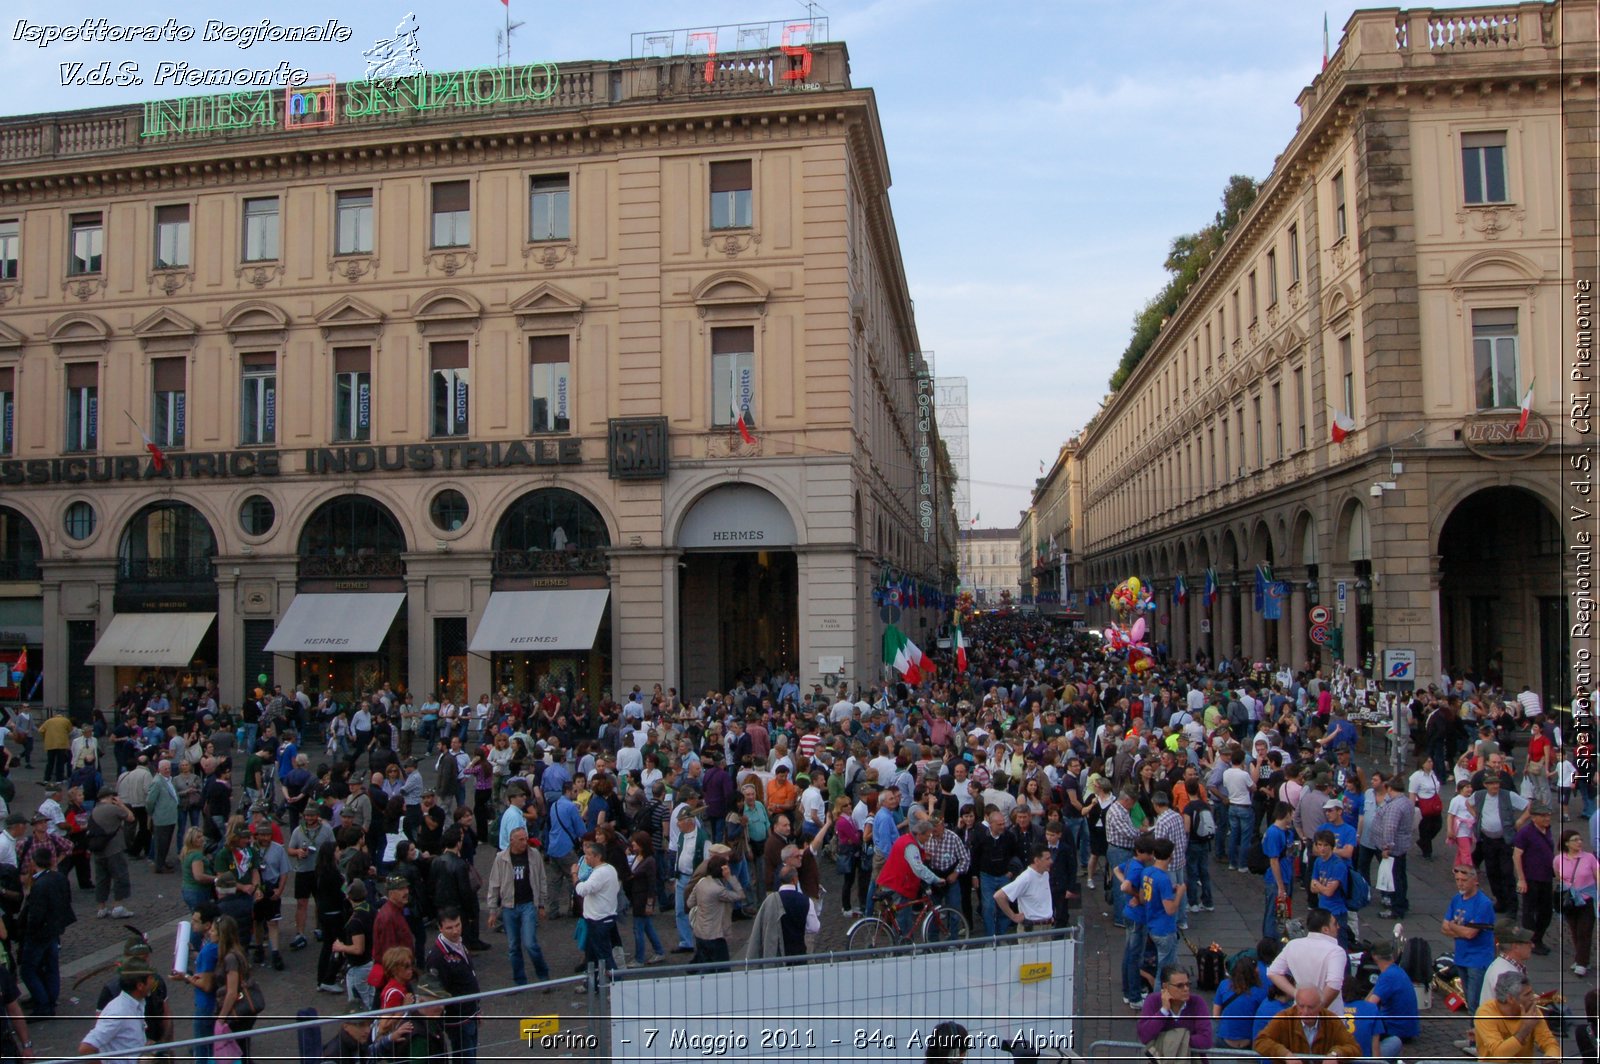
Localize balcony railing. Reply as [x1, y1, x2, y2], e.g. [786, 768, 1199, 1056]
[493, 548, 609, 577]
[298, 553, 406, 579]
[0, 558, 40, 581]
[117, 556, 213, 582]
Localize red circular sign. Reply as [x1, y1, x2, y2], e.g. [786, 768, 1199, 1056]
[1308, 605, 1332, 626]
[1310, 622, 1331, 645]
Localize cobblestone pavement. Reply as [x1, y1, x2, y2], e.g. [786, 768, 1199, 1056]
[18, 750, 1595, 1062]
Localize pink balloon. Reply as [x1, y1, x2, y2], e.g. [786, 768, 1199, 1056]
[1130, 617, 1146, 643]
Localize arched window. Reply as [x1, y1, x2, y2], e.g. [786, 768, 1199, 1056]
[493, 488, 609, 578]
[0, 507, 42, 581]
[298, 495, 406, 558]
[493, 488, 609, 553]
[118, 502, 215, 580]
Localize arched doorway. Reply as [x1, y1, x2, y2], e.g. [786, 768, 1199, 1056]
[484, 488, 613, 701]
[0, 507, 43, 701]
[676, 484, 799, 694]
[99, 502, 219, 692]
[1438, 486, 1563, 695]
[281, 495, 409, 699]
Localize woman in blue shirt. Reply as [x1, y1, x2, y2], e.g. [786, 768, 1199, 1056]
[1212, 956, 1268, 1049]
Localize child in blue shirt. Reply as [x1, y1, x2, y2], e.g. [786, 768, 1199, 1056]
[1141, 837, 1183, 975]
[1115, 833, 1154, 1009]
[1213, 956, 1269, 1049]
[1308, 829, 1354, 946]
[1261, 801, 1296, 939]
[1364, 939, 1418, 1055]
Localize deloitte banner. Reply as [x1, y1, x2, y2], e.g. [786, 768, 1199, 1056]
[141, 63, 561, 139]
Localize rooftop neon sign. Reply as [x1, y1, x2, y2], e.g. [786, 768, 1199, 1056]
[140, 62, 561, 139]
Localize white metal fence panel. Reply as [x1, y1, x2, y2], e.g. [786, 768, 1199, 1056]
[610, 935, 1077, 1061]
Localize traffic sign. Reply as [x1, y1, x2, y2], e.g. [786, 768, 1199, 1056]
[1335, 581, 1348, 613]
[1308, 604, 1332, 626]
[1384, 649, 1417, 683]
[1309, 623, 1331, 646]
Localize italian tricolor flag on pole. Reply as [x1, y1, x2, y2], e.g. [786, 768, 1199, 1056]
[882, 623, 932, 685]
[953, 622, 968, 673]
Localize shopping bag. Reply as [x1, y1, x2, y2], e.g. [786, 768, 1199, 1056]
[1376, 856, 1396, 893]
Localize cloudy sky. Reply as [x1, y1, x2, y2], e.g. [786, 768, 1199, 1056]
[3, 0, 1409, 525]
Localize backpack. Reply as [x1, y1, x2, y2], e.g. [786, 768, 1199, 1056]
[1244, 838, 1270, 875]
[1345, 866, 1372, 911]
[1196, 944, 1227, 992]
[1400, 935, 1434, 984]
[1192, 806, 1217, 840]
[84, 814, 115, 854]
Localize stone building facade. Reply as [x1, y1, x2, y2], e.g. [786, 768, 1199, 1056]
[0, 42, 955, 710]
[1072, 2, 1596, 695]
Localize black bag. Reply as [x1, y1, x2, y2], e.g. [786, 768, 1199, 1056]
[1244, 839, 1270, 875]
[1400, 935, 1434, 984]
[1196, 944, 1227, 992]
[235, 979, 266, 1018]
[84, 816, 114, 855]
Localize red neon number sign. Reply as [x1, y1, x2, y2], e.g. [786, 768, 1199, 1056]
[780, 23, 813, 81]
[689, 31, 719, 84]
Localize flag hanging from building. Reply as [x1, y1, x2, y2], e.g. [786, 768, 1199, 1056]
[1515, 378, 1536, 435]
[1174, 574, 1187, 606]
[1331, 409, 1355, 444]
[125, 410, 166, 472]
[1264, 580, 1289, 621]
[1322, 12, 1330, 70]
[1253, 563, 1273, 613]
[13, 647, 26, 676]
[1203, 567, 1218, 607]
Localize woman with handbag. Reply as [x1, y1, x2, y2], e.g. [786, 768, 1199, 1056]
[831, 795, 867, 917]
[625, 831, 665, 965]
[1554, 829, 1599, 977]
[1408, 757, 1444, 860]
[214, 915, 263, 1064]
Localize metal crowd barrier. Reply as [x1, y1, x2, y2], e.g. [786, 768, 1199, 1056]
[1088, 1041, 1474, 1064]
[37, 972, 596, 1064]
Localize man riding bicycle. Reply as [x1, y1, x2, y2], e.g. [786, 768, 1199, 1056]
[874, 815, 946, 936]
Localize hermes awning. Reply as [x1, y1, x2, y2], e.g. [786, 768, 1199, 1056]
[469, 590, 609, 653]
[263, 593, 405, 654]
[85, 612, 217, 667]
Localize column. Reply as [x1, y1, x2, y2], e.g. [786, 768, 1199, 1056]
[610, 550, 671, 694]
[405, 573, 430, 700]
[1172, 586, 1189, 664]
[1289, 584, 1308, 671]
[796, 548, 859, 688]
[1219, 585, 1238, 662]
[1429, 558, 1445, 689]
[1276, 606, 1293, 671]
[467, 571, 494, 703]
[40, 574, 63, 708]
[1247, 589, 1265, 664]
[1343, 577, 1362, 668]
[216, 567, 240, 708]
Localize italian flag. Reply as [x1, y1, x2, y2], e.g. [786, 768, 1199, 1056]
[953, 623, 968, 673]
[1330, 410, 1356, 444]
[882, 623, 933, 685]
[1515, 379, 1535, 436]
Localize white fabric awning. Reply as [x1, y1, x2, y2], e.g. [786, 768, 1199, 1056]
[85, 612, 216, 667]
[469, 590, 609, 653]
[263, 593, 405, 654]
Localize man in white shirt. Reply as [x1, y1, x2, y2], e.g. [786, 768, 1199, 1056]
[78, 957, 159, 1064]
[1515, 686, 1543, 719]
[868, 746, 898, 790]
[994, 844, 1056, 930]
[1267, 908, 1348, 1014]
[0, 812, 23, 868]
[573, 839, 621, 985]
[829, 693, 856, 725]
[1186, 684, 1207, 714]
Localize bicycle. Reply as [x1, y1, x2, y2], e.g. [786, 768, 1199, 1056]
[845, 889, 970, 950]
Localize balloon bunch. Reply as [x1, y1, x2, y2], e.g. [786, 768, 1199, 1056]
[1103, 576, 1155, 673]
[955, 591, 976, 624]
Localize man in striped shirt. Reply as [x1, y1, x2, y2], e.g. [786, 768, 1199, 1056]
[1150, 791, 1189, 929]
[1104, 787, 1141, 920]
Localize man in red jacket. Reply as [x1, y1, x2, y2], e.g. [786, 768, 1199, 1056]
[874, 815, 943, 935]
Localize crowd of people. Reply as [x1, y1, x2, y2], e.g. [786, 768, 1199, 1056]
[0, 610, 1595, 1063]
